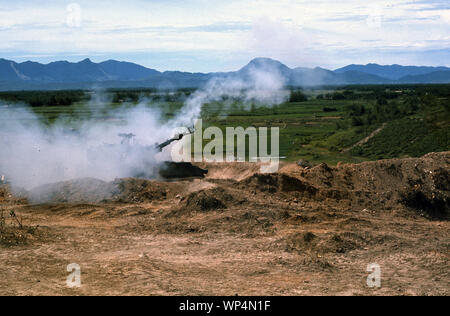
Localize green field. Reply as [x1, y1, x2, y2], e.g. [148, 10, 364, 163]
[1, 85, 449, 165]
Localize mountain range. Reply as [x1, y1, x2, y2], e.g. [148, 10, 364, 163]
[0, 57, 449, 91]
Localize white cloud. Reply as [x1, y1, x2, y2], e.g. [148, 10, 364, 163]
[439, 9, 450, 23]
[0, 0, 448, 70]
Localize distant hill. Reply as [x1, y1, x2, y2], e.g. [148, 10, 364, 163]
[398, 71, 450, 84]
[238, 57, 292, 78]
[334, 63, 450, 81]
[0, 57, 449, 91]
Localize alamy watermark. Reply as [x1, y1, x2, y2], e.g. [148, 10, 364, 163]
[66, 3, 82, 28]
[66, 263, 81, 288]
[171, 119, 281, 173]
[366, 4, 384, 28]
[366, 263, 381, 288]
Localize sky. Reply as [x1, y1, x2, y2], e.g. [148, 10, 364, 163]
[0, 0, 449, 72]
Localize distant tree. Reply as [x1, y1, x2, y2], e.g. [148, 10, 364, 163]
[420, 94, 438, 110]
[323, 106, 338, 112]
[444, 99, 450, 112]
[331, 92, 346, 100]
[335, 120, 348, 130]
[346, 104, 365, 116]
[376, 97, 388, 106]
[289, 90, 307, 102]
[351, 117, 364, 126]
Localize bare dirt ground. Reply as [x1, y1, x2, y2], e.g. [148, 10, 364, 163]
[0, 152, 449, 296]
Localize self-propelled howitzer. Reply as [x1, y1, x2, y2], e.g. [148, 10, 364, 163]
[87, 127, 207, 180]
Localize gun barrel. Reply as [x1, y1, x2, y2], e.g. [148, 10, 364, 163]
[156, 128, 194, 152]
[157, 138, 175, 151]
[156, 134, 182, 151]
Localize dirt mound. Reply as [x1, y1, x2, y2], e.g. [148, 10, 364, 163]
[20, 152, 450, 222]
[111, 178, 174, 203]
[181, 187, 233, 213]
[185, 193, 226, 212]
[303, 152, 450, 192]
[433, 167, 450, 191]
[199, 162, 263, 181]
[241, 173, 318, 196]
[27, 177, 181, 204]
[401, 189, 449, 219]
[28, 178, 118, 204]
[158, 187, 238, 234]
[278, 152, 450, 214]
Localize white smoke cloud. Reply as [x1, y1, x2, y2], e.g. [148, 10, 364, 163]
[0, 67, 287, 192]
[174, 61, 289, 126]
[0, 104, 170, 189]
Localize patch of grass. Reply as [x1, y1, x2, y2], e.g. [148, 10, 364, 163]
[352, 116, 450, 160]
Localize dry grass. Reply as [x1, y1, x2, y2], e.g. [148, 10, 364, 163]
[0, 208, 39, 247]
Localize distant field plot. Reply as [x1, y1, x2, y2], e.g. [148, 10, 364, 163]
[200, 99, 362, 163]
[0, 85, 449, 164]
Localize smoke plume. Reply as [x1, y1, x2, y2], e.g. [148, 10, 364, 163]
[0, 65, 288, 191]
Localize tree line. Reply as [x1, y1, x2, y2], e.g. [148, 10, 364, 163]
[0, 90, 87, 107]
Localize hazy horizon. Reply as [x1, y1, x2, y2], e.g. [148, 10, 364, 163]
[2, 56, 450, 74]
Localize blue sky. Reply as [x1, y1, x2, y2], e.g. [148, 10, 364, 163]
[0, 0, 449, 72]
